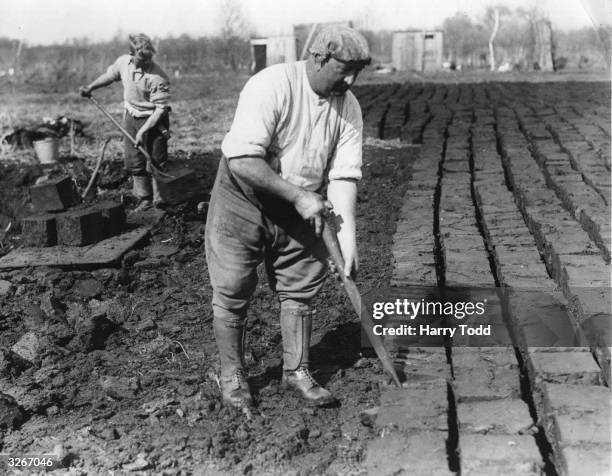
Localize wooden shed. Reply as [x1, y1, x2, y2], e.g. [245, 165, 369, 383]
[250, 21, 352, 74]
[250, 36, 297, 74]
[392, 30, 443, 72]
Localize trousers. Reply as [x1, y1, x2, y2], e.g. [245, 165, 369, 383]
[123, 110, 169, 176]
[205, 156, 328, 326]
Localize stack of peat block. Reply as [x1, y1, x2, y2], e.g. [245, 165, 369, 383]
[22, 176, 126, 247]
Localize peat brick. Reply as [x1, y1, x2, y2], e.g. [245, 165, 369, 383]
[452, 348, 521, 401]
[458, 399, 534, 434]
[460, 434, 542, 475]
[530, 350, 601, 385]
[563, 445, 611, 476]
[542, 383, 611, 445]
[92, 201, 126, 238]
[155, 167, 198, 205]
[30, 176, 81, 212]
[366, 431, 454, 476]
[56, 207, 106, 246]
[453, 368, 521, 401]
[376, 378, 448, 431]
[21, 214, 57, 247]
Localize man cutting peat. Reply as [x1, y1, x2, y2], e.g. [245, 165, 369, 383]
[206, 25, 371, 410]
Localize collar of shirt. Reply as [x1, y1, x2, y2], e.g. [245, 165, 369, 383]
[128, 57, 147, 81]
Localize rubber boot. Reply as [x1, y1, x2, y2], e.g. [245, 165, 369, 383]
[132, 175, 153, 212]
[152, 178, 164, 208]
[133, 175, 153, 199]
[280, 302, 337, 406]
[213, 319, 253, 409]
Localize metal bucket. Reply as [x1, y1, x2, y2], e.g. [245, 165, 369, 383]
[33, 137, 59, 164]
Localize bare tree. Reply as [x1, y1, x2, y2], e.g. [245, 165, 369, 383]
[596, 26, 612, 67]
[218, 0, 250, 70]
[516, 7, 556, 71]
[484, 5, 511, 70]
[13, 39, 24, 81]
[442, 12, 488, 67]
[488, 8, 499, 70]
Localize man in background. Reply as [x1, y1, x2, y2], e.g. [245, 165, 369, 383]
[206, 25, 371, 410]
[80, 33, 171, 211]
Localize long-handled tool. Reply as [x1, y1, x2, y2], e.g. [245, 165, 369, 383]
[322, 214, 402, 387]
[81, 137, 112, 200]
[86, 95, 173, 179]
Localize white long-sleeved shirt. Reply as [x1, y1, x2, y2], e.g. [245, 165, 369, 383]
[221, 61, 363, 192]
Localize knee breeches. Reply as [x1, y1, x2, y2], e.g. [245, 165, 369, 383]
[205, 158, 328, 326]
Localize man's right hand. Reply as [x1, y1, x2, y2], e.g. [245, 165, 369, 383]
[79, 86, 92, 98]
[293, 190, 333, 237]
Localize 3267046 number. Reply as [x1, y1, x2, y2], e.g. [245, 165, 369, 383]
[7, 457, 55, 467]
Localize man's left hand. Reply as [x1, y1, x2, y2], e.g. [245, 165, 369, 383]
[294, 189, 332, 237]
[134, 129, 145, 148]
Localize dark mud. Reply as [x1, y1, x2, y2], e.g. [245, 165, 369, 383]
[0, 144, 414, 474]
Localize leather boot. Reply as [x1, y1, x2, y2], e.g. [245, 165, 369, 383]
[213, 319, 253, 409]
[280, 302, 337, 406]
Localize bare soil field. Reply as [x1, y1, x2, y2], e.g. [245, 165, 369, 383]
[0, 69, 610, 475]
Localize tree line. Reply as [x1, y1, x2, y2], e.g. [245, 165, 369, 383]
[0, 34, 252, 85]
[439, 8, 610, 71]
[0, 6, 609, 85]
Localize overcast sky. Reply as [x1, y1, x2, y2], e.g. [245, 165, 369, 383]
[1, 0, 609, 45]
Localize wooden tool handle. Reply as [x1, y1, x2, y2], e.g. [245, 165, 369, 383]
[321, 215, 401, 387]
[321, 218, 361, 313]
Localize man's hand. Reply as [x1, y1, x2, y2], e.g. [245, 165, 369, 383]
[79, 86, 92, 98]
[135, 128, 145, 148]
[293, 190, 332, 236]
[338, 238, 359, 279]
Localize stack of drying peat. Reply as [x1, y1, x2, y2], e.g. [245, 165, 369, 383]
[21, 176, 125, 247]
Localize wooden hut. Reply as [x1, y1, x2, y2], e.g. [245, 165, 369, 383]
[392, 30, 443, 72]
[250, 21, 352, 74]
[250, 36, 297, 74]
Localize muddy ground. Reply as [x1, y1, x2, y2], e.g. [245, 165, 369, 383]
[0, 70, 610, 475]
[0, 118, 413, 473]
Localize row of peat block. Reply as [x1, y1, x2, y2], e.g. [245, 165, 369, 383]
[439, 106, 546, 475]
[22, 176, 126, 247]
[472, 115, 610, 476]
[378, 83, 609, 475]
[379, 111, 546, 475]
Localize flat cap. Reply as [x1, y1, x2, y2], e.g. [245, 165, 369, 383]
[309, 25, 371, 64]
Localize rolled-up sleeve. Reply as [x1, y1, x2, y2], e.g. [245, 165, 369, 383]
[150, 78, 171, 110]
[328, 94, 363, 182]
[221, 72, 279, 159]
